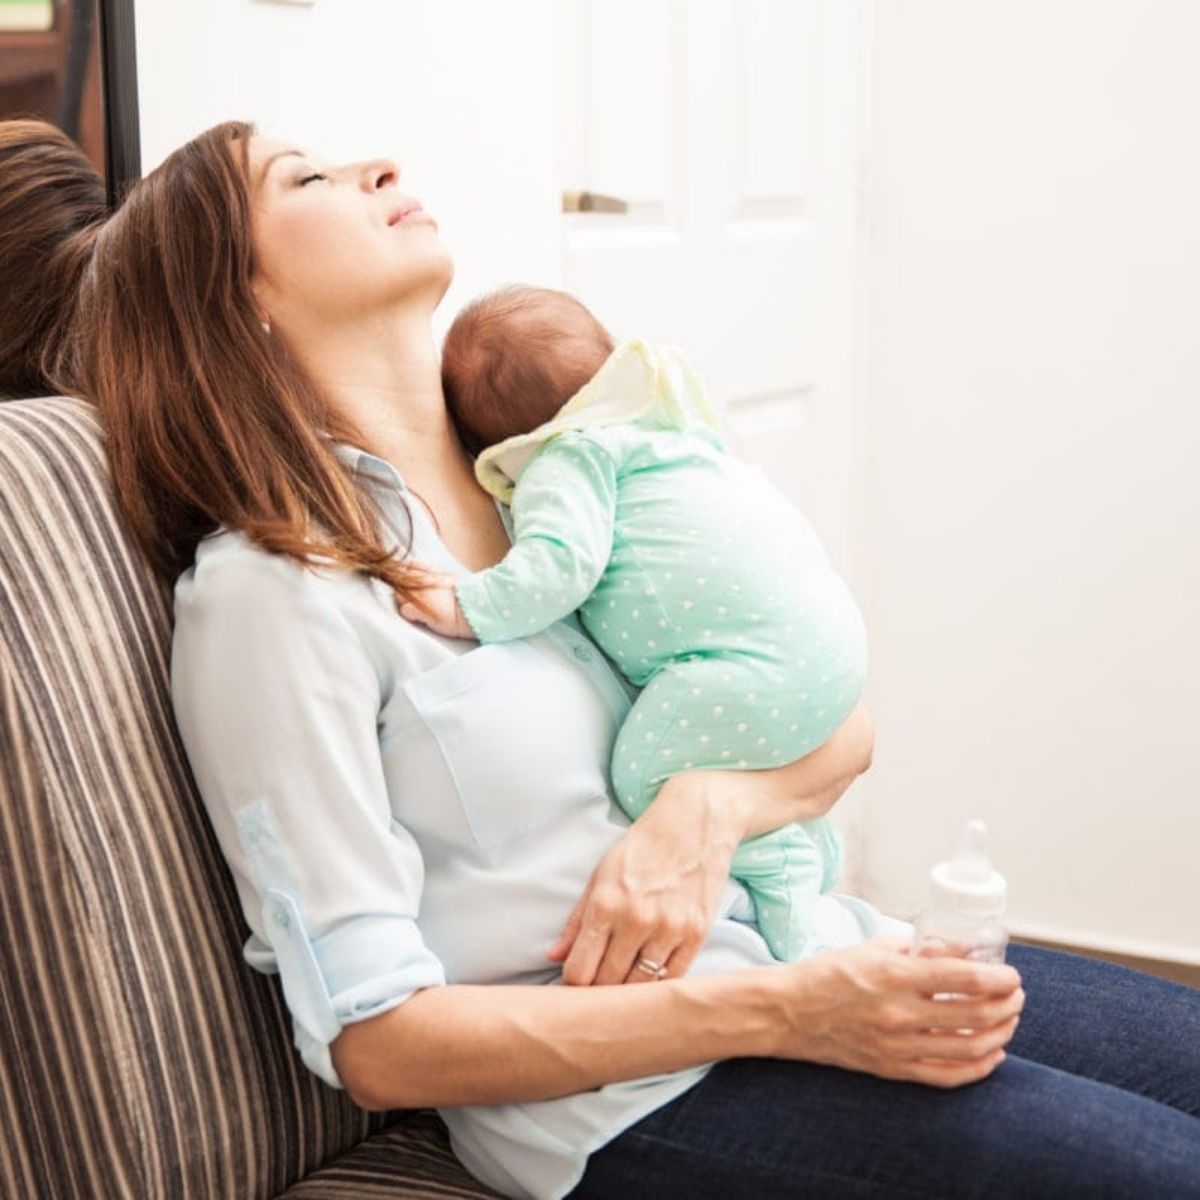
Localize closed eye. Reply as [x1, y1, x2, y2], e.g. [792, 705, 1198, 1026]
[298, 172, 328, 186]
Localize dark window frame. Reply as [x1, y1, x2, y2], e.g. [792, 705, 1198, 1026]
[98, 0, 137, 207]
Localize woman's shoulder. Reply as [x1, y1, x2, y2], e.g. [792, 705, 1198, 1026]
[180, 524, 357, 588]
[169, 526, 448, 701]
[172, 525, 369, 630]
[173, 528, 293, 612]
[168, 523, 398, 710]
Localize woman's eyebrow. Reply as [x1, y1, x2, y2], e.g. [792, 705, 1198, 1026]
[255, 149, 305, 189]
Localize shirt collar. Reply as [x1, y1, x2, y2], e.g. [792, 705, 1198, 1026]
[319, 430, 409, 493]
[318, 430, 515, 547]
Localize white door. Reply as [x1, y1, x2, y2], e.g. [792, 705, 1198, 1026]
[555, 0, 872, 888]
[555, 0, 869, 573]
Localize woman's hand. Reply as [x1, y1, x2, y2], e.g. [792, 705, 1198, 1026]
[395, 561, 475, 640]
[546, 771, 743, 986]
[770, 936, 1026, 1088]
[546, 704, 876, 986]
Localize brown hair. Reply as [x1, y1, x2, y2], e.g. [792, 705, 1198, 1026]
[441, 283, 614, 455]
[60, 118, 431, 606]
[0, 118, 106, 399]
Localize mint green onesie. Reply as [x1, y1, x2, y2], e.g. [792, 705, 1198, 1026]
[453, 338, 867, 961]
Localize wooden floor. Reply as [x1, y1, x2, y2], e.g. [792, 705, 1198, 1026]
[1010, 934, 1200, 991]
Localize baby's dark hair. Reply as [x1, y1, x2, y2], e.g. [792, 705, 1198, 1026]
[441, 284, 615, 455]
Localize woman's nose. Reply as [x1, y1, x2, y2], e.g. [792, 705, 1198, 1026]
[359, 158, 400, 193]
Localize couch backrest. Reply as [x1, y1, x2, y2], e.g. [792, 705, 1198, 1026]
[0, 397, 397, 1198]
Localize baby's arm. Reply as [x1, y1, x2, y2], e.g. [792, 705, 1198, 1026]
[403, 432, 619, 642]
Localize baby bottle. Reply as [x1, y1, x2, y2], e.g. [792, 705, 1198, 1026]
[912, 818, 1008, 986]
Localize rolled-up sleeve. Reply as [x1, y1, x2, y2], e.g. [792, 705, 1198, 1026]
[170, 547, 446, 1091]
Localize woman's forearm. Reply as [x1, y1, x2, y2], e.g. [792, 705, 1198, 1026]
[673, 701, 875, 842]
[743, 703, 872, 835]
[333, 966, 784, 1111]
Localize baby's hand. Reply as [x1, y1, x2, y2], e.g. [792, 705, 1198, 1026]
[396, 562, 476, 640]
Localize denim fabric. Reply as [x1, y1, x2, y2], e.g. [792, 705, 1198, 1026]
[568, 942, 1200, 1198]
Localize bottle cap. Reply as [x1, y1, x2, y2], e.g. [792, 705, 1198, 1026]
[930, 818, 1006, 918]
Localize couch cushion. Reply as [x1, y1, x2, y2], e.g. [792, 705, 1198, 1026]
[278, 1111, 501, 1199]
[0, 397, 491, 1199]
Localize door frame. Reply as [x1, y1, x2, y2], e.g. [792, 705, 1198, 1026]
[98, 0, 138, 206]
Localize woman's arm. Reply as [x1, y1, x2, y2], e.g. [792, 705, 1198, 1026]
[171, 552, 451, 1092]
[701, 698, 875, 839]
[547, 700, 874, 985]
[334, 960, 780, 1109]
[334, 936, 1025, 1111]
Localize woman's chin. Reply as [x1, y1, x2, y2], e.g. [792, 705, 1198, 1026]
[422, 248, 455, 306]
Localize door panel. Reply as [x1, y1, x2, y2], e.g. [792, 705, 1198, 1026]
[557, 0, 867, 572]
[557, 0, 870, 891]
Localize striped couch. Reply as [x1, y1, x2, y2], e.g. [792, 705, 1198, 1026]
[0, 397, 500, 1199]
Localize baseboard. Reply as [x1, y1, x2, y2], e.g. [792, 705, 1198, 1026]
[1008, 932, 1200, 991]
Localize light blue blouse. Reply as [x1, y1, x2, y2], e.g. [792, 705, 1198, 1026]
[170, 436, 915, 1200]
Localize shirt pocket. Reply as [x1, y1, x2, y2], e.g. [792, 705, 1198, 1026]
[401, 639, 617, 851]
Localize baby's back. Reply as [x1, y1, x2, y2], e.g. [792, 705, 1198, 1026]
[578, 420, 868, 693]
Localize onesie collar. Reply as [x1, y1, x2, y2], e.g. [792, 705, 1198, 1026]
[472, 336, 723, 505]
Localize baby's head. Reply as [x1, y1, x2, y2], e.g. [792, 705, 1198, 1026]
[441, 284, 615, 455]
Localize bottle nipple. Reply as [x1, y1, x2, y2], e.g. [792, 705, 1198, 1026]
[930, 817, 1006, 916]
[946, 818, 993, 883]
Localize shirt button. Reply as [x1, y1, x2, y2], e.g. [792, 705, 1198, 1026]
[572, 644, 594, 663]
[273, 908, 290, 930]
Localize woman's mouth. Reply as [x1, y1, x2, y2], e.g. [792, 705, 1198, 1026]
[388, 201, 434, 227]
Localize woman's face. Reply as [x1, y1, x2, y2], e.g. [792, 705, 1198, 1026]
[247, 134, 453, 333]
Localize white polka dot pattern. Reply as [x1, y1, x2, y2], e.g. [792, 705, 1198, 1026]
[457, 419, 867, 962]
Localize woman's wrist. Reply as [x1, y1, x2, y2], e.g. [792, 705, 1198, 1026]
[654, 768, 754, 847]
[658, 760, 844, 845]
[670, 962, 790, 1061]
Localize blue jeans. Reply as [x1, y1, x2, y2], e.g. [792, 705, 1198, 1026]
[566, 942, 1200, 1198]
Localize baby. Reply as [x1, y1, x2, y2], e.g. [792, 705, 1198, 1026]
[403, 283, 867, 962]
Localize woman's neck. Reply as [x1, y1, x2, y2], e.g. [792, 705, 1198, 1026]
[295, 308, 476, 497]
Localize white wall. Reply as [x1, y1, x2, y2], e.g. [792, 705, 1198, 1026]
[134, 0, 562, 346]
[853, 1, 1200, 964]
[132, 0, 1200, 966]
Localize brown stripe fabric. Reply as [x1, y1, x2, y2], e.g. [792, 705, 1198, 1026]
[278, 1112, 502, 1199]
[0, 397, 495, 1198]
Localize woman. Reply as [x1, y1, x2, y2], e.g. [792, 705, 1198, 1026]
[0, 118, 106, 399]
[68, 121, 1200, 1199]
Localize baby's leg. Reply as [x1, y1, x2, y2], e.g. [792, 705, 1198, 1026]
[609, 656, 846, 959]
[729, 820, 844, 960]
[611, 655, 841, 814]
[610, 655, 782, 817]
